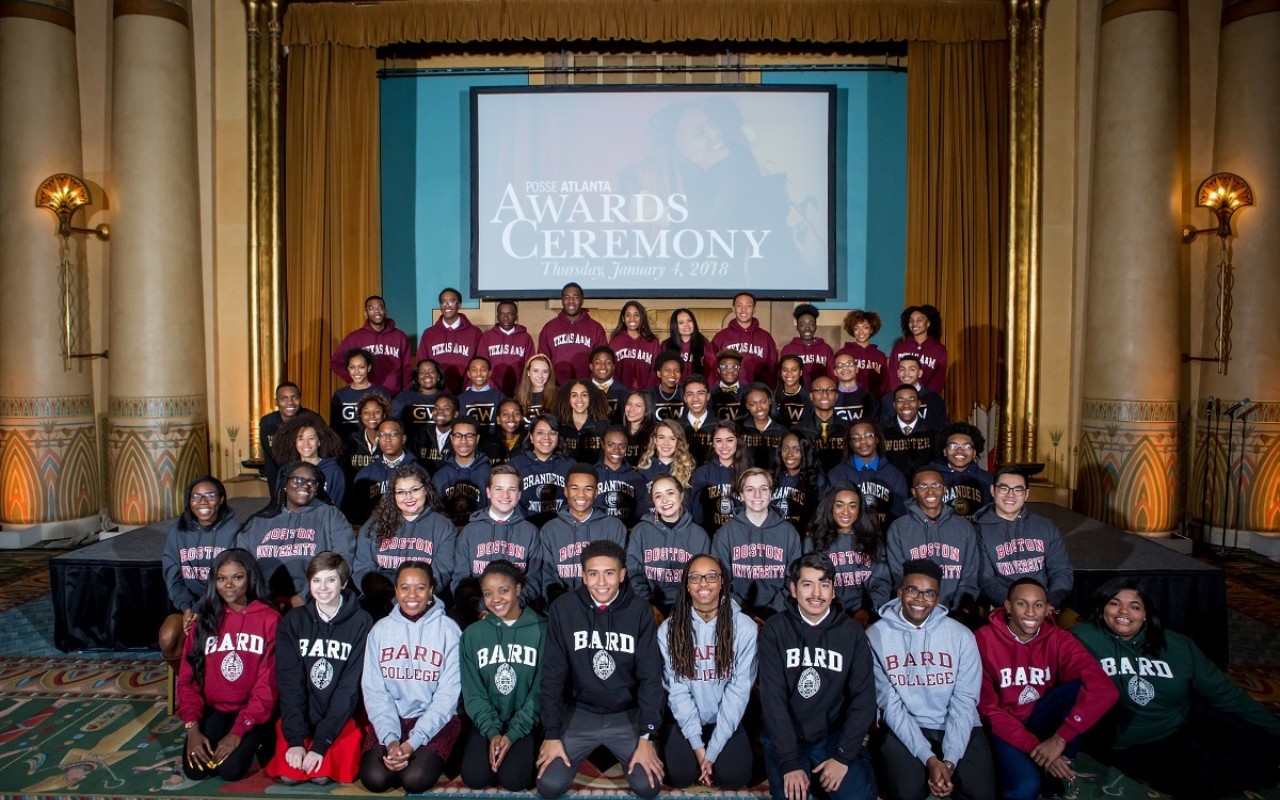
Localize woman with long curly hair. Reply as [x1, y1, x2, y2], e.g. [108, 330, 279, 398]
[635, 418, 697, 518]
[554, 380, 610, 463]
[889, 304, 947, 395]
[271, 412, 346, 507]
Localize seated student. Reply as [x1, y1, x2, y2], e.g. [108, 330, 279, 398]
[677, 374, 715, 463]
[885, 467, 981, 619]
[267, 552, 372, 786]
[453, 466, 541, 603]
[588, 345, 630, 420]
[687, 420, 749, 535]
[710, 348, 745, 420]
[866, 559, 994, 800]
[508, 415, 575, 527]
[889, 305, 947, 396]
[663, 307, 718, 381]
[773, 354, 812, 427]
[536, 463, 628, 603]
[260, 381, 309, 490]
[771, 432, 827, 532]
[359, 561, 462, 794]
[594, 426, 646, 527]
[459, 561, 546, 792]
[646, 350, 687, 422]
[536, 540, 665, 799]
[837, 309, 889, 397]
[781, 303, 833, 383]
[391, 358, 443, 444]
[482, 398, 527, 468]
[711, 292, 778, 387]
[976, 579, 1118, 800]
[881, 385, 939, 478]
[610, 300, 662, 390]
[627, 475, 710, 615]
[739, 383, 789, 470]
[176, 549, 279, 782]
[974, 466, 1074, 609]
[556, 380, 609, 463]
[831, 353, 876, 423]
[351, 419, 417, 525]
[344, 393, 392, 484]
[330, 296, 413, 395]
[329, 348, 390, 442]
[710, 468, 802, 619]
[759, 553, 878, 800]
[479, 299, 534, 397]
[238, 461, 354, 608]
[271, 412, 346, 508]
[621, 391, 655, 465]
[931, 422, 993, 519]
[1074, 578, 1280, 800]
[805, 481, 891, 625]
[353, 463, 456, 617]
[828, 421, 910, 526]
[634, 418, 696, 518]
[795, 375, 851, 472]
[161, 476, 240, 670]
[515, 353, 557, 425]
[431, 417, 492, 527]
[878, 355, 948, 428]
[416, 286, 481, 393]
[537, 282, 608, 384]
[658, 554, 757, 791]
[457, 355, 505, 438]
[410, 392, 456, 467]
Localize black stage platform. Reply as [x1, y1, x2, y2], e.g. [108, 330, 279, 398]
[50, 501, 1229, 662]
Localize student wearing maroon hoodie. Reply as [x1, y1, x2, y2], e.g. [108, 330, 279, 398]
[609, 301, 662, 390]
[537, 282, 607, 384]
[837, 310, 889, 397]
[330, 296, 414, 394]
[177, 549, 279, 781]
[780, 303, 833, 383]
[711, 292, 779, 387]
[417, 287, 483, 393]
[479, 300, 535, 397]
[889, 306, 948, 397]
[975, 579, 1117, 800]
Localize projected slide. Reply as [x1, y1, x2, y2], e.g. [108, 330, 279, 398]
[471, 86, 835, 298]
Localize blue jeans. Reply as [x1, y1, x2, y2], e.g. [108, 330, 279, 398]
[990, 680, 1082, 800]
[762, 730, 877, 800]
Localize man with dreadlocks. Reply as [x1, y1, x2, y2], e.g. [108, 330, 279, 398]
[657, 554, 757, 790]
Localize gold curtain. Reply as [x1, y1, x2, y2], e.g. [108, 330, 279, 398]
[905, 40, 1009, 424]
[283, 43, 382, 407]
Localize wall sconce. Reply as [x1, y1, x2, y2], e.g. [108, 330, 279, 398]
[1180, 172, 1254, 376]
[35, 173, 110, 369]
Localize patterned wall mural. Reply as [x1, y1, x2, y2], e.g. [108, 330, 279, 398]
[105, 395, 209, 525]
[1190, 401, 1280, 535]
[0, 396, 100, 524]
[1076, 398, 1180, 533]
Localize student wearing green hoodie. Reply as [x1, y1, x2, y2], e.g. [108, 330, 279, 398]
[460, 561, 546, 791]
[1074, 577, 1280, 800]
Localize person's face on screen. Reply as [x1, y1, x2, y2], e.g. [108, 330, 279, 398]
[495, 302, 518, 330]
[439, 290, 461, 323]
[675, 107, 729, 170]
[796, 314, 818, 342]
[561, 286, 583, 317]
[732, 295, 755, 326]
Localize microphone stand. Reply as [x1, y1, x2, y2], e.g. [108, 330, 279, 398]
[1196, 398, 1214, 544]
[1232, 404, 1256, 550]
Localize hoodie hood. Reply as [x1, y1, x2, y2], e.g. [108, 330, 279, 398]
[466, 504, 528, 526]
[905, 497, 956, 526]
[363, 317, 401, 334]
[432, 312, 476, 332]
[729, 506, 789, 530]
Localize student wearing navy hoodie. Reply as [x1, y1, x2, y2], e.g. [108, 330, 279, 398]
[930, 423, 992, 520]
[416, 287, 482, 393]
[431, 417, 492, 527]
[330, 296, 413, 394]
[627, 475, 711, 614]
[828, 421, 910, 527]
[536, 540, 665, 799]
[687, 420, 749, 535]
[177, 549, 279, 781]
[537, 282, 608, 384]
[267, 552, 373, 786]
[457, 356, 505, 438]
[594, 426, 647, 527]
[508, 415, 575, 527]
[710, 468, 802, 619]
[270, 413, 346, 509]
[711, 292, 779, 387]
[759, 553, 878, 800]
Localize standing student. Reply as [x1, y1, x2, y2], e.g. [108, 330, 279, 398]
[878, 357, 948, 429]
[796, 375, 851, 472]
[804, 481, 890, 624]
[260, 381, 309, 491]
[781, 303, 833, 383]
[658, 554, 757, 790]
[774, 354, 811, 427]
[889, 305, 947, 396]
[331, 295, 413, 394]
[177, 549, 279, 782]
[739, 383, 788, 470]
[514, 353, 558, 425]
[610, 300, 661, 390]
[479, 299, 534, 397]
[758, 553, 878, 800]
[662, 307, 718, 380]
[359, 561, 462, 794]
[711, 468, 802, 618]
[417, 287, 482, 393]
[711, 348, 745, 419]
[536, 463, 628, 602]
[267, 552, 373, 786]
[453, 466, 541, 602]
[411, 393, 456, 467]
[536, 540, 665, 799]
[931, 422, 992, 519]
[837, 309, 889, 397]
[459, 561, 546, 791]
[831, 353, 875, 422]
[537, 282, 608, 383]
[711, 292, 779, 387]
[881, 385, 939, 478]
[687, 420, 749, 535]
[588, 346, 630, 419]
[627, 475, 711, 614]
[391, 358, 443, 443]
[508, 415, 575, 527]
[330, 349, 390, 442]
[161, 476, 240, 670]
[678, 374, 715, 463]
[482, 398, 527, 468]
[271, 413, 346, 509]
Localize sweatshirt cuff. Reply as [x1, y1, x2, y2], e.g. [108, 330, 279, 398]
[407, 729, 428, 750]
[231, 713, 258, 734]
[1055, 721, 1083, 745]
[781, 757, 805, 774]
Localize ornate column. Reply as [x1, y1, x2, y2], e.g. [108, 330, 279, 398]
[106, 0, 209, 524]
[1192, 3, 1280, 550]
[0, 0, 102, 544]
[1077, 1, 1180, 534]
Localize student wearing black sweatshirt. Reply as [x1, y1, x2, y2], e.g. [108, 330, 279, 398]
[759, 553, 878, 800]
[536, 540, 665, 799]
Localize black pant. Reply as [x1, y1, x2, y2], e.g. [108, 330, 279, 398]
[359, 745, 446, 794]
[183, 709, 274, 781]
[872, 725, 995, 800]
[459, 726, 539, 791]
[662, 721, 753, 790]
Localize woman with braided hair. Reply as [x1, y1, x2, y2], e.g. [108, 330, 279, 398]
[657, 554, 757, 790]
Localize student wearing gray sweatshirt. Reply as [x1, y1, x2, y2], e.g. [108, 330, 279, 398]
[710, 468, 803, 618]
[866, 559, 994, 800]
[535, 463, 628, 602]
[884, 467, 981, 616]
[657, 554, 757, 790]
[628, 475, 711, 614]
[973, 465, 1074, 609]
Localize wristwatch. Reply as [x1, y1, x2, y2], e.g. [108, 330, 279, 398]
[184, 720, 197, 730]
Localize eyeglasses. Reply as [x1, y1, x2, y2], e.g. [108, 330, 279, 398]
[993, 484, 1028, 496]
[901, 586, 939, 601]
[833, 361, 856, 369]
[811, 387, 837, 394]
[687, 572, 722, 585]
[190, 492, 221, 502]
[894, 397, 920, 405]
[849, 433, 877, 442]
[288, 476, 318, 489]
[913, 482, 944, 492]
[377, 432, 404, 439]
[945, 442, 975, 452]
[451, 432, 479, 441]
[394, 484, 426, 498]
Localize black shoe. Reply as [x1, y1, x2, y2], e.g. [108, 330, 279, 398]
[277, 776, 301, 786]
[311, 776, 332, 786]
